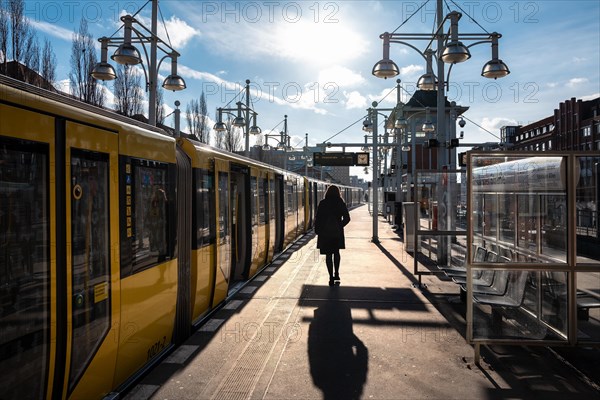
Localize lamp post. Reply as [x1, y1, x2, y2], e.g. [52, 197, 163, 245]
[372, 0, 509, 262]
[301, 133, 313, 177]
[263, 115, 292, 170]
[363, 103, 381, 243]
[91, 0, 186, 126]
[213, 79, 261, 157]
[372, 0, 509, 169]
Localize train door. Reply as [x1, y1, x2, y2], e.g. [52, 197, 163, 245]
[62, 122, 120, 399]
[274, 174, 285, 253]
[307, 180, 314, 230]
[313, 182, 319, 224]
[1, 106, 56, 399]
[230, 164, 251, 287]
[266, 172, 276, 262]
[248, 168, 268, 277]
[213, 159, 230, 305]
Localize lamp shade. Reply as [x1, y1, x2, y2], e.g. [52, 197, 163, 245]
[111, 43, 142, 65]
[481, 59, 510, 79]
[417, 73, 438, 91]
[372, 58, 400, 79]
[91, 62, 117, 81]
[441, 41, 471, 64]
[213, 121, 226, 132]
[233, 116, 246, 127]
[422, 121, 435, 132]
[394, 117, 408, 129]
[249, 125, 262, 135]
[163, 74, 186, 91]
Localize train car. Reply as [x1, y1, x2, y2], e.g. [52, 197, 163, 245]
[0, 75, 362, 399]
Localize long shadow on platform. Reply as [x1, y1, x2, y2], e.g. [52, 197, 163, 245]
[374, 221, 600, 398]
[307, 294, 368, 400]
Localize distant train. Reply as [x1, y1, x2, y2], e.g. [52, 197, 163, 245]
[0, 75, 362, 399]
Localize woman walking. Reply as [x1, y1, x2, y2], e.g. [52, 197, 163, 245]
[315, 185, 351, 286]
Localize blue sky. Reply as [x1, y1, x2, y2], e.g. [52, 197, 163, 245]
[24, 0, 600, 176]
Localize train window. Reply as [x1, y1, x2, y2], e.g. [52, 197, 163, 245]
[251, 176, 259, 227]
[0, 138, 49, 400]
[259, 177, 267, 224]
[193, 168, 215, 248]
[268, 179, 276, 222]
[217, 172, 231, 279]
[69, 150, 111, 390]
[120, 158, 175, 276]
[286, 182, 294, 216]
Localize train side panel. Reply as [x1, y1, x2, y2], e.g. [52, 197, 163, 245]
[64, 121, 120, 399]
[112, 128, 179, 389]
[177, 140, 216, 323]
[0, 103, 57, 400]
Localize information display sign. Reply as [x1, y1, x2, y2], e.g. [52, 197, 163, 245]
[313, 152, 370, 166]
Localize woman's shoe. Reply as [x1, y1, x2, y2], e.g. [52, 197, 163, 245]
[334, 274, 340, 282]
[329, 278, 335, 287]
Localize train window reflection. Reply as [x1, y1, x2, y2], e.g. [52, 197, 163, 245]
[193, 168, 214, 248]
[120, 159, 174, 276]
[69, 150, 110, 390]
[0, 138, 49, 399]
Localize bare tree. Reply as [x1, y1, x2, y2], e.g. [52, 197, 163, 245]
[69, 18, 104, 106]
[40, 38, 56, 89]
[156, 86, 165, 125]
[113, 64, 144, 117]
[0, 0, 8, 74]
[216, 115, 242, 152]
[186, 92, 210, 143]
[22, 34, 38, 84]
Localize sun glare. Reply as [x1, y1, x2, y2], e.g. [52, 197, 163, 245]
[276, 20, 367, 67]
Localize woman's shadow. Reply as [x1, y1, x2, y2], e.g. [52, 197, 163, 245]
[308, 300, 368, 400]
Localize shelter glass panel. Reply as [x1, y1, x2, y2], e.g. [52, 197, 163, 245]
[575, 155, 600, 265]
[469, 154, 574, 345]
[471, 269, 567, 341]
[577, 271, 600, 341]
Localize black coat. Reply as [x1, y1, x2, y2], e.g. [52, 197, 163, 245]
[315, 196, 351, 254]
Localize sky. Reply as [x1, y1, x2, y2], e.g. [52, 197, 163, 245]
[22, 0, 600, 178]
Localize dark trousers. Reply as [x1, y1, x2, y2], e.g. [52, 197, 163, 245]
[325, 250, 341, 278]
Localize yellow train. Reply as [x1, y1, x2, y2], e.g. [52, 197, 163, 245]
[0, 75, 362, 399]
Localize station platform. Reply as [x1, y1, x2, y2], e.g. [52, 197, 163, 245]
[124, 205, 600, 400]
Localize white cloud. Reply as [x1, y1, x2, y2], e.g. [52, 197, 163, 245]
[400, 64, 424, 79]
[480, 117, 518, 134]
[567, 77, 588, 88]
[317, 66, 365, 88]
[367, 87, 401, 106]
[29, 20, 74, 40]
[121, 12, 200, 50]
[163, 16, 201, 48]
[344, 91, 368, 109]
[178, 64, 329, 115]
[581, 93, 600, 101]
[184, 11, 368, 67]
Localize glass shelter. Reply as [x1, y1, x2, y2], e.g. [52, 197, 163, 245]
[466, 152, 600, 362]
